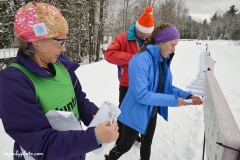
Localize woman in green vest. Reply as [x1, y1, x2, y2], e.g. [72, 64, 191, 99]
[0, 2, 118, 160]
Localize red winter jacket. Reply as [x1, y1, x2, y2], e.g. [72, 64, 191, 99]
[104, 26, 142, 87]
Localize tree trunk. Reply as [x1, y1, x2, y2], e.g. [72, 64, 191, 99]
[88, 0, 95, 63]
[95, 0, 104, 62]
[124, 0, 129, 31]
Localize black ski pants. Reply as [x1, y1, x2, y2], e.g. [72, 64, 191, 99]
[108, 113, 157, 160]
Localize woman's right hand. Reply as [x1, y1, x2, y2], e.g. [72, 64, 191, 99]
[95, 119, 119, 143]
[177, 98, 189, 107]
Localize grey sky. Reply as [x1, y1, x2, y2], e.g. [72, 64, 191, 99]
[186, 0, 240, 22]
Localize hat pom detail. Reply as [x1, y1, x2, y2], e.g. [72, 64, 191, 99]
[145, 6, 153, 15]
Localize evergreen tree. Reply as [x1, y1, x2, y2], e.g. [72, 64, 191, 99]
[230, 13, 240, 41]
[198, 19, 210, 40]
[223, 5, 239, 39]
[226, 5, 238, 17]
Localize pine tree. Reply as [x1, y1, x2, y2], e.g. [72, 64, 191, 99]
[230, 14, 240, 42]
[0, 0, 17, 48]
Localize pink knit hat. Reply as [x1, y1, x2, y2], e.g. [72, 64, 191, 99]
[14, 2, 68, 42]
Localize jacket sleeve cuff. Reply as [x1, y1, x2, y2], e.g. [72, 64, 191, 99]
[94, 128, 102, 145]
[187, 94, 193, 99]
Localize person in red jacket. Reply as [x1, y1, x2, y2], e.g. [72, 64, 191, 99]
[104, 6, 154, 146]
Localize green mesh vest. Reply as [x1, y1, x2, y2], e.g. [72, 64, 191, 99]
[10, 62, 80, 119]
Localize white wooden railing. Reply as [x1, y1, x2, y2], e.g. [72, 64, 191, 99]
[186, 49, 240, 160]
[204, 51, 240, 160]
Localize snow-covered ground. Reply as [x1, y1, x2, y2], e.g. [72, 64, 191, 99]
[0, 40, 239, 160]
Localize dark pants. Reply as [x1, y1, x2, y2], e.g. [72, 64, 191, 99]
[116, 86, 141, 145]
[108, 114, 157, 160]
[115, 86, 128, 145]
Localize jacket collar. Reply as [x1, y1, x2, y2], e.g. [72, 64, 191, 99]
[145, 44, 174, 66]
[127, 24, 145, 46]
[16, 49, 53, 77]
[15, 49, 80, 78]
[127, 24, 138, 40]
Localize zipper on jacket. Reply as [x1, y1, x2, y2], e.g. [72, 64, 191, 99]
[136, 41, 140, 50]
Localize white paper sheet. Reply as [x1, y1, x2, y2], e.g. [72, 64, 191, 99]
[20, 111, 82, 160]
[45, 110, 83, 131]
[89, 101, 121, 155]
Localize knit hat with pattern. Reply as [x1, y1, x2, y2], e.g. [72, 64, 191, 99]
[14, 2, 68, 42]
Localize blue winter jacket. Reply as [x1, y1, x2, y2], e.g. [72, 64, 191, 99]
[118, 44, 192, 134]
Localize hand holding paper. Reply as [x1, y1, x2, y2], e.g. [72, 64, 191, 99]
[95, 118, 119, 143]
[88, 101, 121, 128]
[89, 101, 121, 155]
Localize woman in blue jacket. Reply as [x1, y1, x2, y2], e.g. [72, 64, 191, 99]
[106, 23, 202, 160]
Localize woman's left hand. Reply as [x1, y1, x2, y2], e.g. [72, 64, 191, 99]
[189, 95, 203, 105]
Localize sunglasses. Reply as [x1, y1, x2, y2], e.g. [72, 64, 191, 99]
[52, 38, 67, 46]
